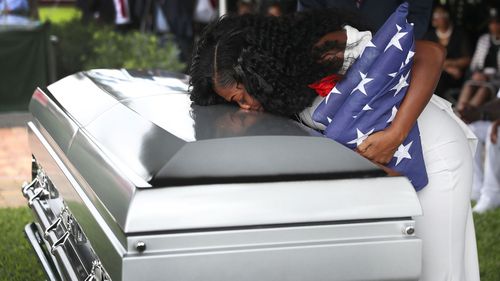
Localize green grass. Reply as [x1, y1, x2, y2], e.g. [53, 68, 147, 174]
[0, 207, 45, 281]
[473, 208, 500, 280]
[39, 6, 81, 24]
[0, 206, 499, 280]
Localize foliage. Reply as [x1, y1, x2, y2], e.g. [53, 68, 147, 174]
[39, 7, 81, 24]
[50, 20, 185, 79]
[50, 20, 97, 78]
[0, 207, 44, 281]
[84, 29, 186, 71]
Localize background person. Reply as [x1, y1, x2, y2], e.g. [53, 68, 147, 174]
[0, 0, 28, 15]
[457, 7, 500, 113]
[460, 96, 500, 213]
[266, 2, 282, 16]
[424, 4, 471, 99]
[297, 0, 433, 39]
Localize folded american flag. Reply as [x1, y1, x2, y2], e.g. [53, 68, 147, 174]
[312, 2, 428, 190]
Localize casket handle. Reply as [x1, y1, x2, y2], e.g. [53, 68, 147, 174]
[28, 188, 49, 207]
[21, 178, 38, 197]
[51, 231, 70, 254]
[45, 217, 62, 238]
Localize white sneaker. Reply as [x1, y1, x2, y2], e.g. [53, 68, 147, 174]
[473, 196, 500, 214]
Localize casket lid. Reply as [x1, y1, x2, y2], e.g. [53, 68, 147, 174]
[37, 69, 386, 188]
[29, 69, 420, 233]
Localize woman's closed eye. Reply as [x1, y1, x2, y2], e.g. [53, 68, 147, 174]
[213, 81, 263, 111]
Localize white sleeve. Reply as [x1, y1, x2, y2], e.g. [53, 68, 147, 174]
[297, 96, 327, 130]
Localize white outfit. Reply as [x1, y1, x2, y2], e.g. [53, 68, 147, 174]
[416, 96, 479, 281]
[298, 24, 480, 280]
[300, 95, 481, 280]
[469, 120, 500, 213]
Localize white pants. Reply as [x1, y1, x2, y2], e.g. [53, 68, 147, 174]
[469, 121, 500, 200]
[415, 96, 480, 281]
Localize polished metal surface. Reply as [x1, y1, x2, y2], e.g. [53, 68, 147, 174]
[28, 122, 125, 280]
[37, 68, 384, 188]
[29, 69, 423, 233]
[26, 69, 415, 234]
[23, 157, 115, 281]
[24, 223, 60, 281]
[126, 177, 421, 233]
[122, 220, 421, 281]
[25, 69, 424, 281]
[405, 225, 416, 235]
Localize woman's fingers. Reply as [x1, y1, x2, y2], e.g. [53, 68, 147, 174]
[356, 131, 400, 165]
[357, 141, 370, 154]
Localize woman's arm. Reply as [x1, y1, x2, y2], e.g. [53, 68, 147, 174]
[357, 40, 446, 164]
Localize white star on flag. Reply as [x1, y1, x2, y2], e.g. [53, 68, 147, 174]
[394, 141, 413, 165]
[362, 104, 373, 111]
[387, 106, 398, 123]
[327, 117, 332, 123]
[391, 71, 410, 96]
[360, 40, 377, 57]
[384, 24, 408, 52]
[351, 72, 373, 96]
[325, 87, 341, 104]
[405, 50, 415, 65]
[347, 128, 375, 146]
[330, 86, 341, 95]
[388, 72, 397, 78]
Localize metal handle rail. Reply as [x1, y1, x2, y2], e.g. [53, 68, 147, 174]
[22, 178, 82, 281]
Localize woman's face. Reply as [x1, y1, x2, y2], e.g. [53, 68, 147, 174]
[432, 8, 450, 29]
[489, 20, 500, 37]
[214, 81, 263, 111]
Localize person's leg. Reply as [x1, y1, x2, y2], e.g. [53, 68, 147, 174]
[473, 122, 500, 213]
[469, 86, 492, 108]
[416, 101, 479, 281]
[415, 142, 472, 281]
[456, 83, 476, 112]
[468, 121, 489, 201]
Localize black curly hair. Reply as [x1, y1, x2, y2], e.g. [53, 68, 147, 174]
[189, 9, 370, 117]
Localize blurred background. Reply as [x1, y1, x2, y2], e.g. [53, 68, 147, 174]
[0, 0, 499, 280]
[0, 0, 498, 111]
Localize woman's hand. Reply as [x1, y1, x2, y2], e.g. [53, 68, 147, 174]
[357, 128, 404, 165]
[471, 71, 488, 82]
[444, 66, 462, 79]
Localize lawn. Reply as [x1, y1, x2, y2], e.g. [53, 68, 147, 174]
[0, 208, 44, 281]
[474, 209, 500, 280]
[0, 206, 499, 280]
[38, 6, 81, 24]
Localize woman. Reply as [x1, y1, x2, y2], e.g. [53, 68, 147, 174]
[424, 4, 471, 98]
[457, 9, 500, 113]
[189, 7, 479, 281]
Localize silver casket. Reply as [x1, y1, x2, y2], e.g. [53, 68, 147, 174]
[23, 69, 422, 281]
